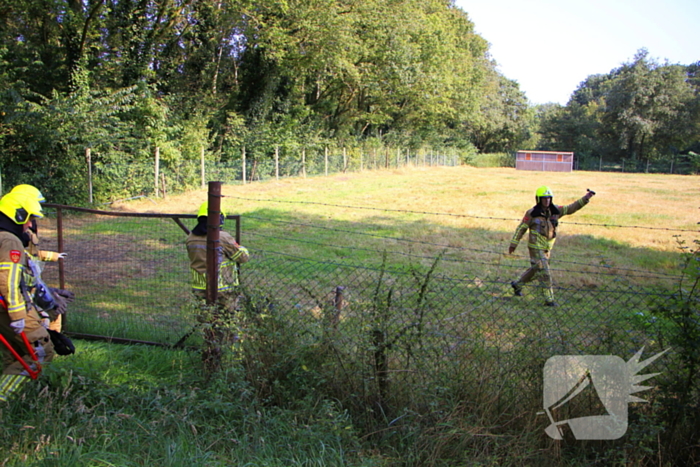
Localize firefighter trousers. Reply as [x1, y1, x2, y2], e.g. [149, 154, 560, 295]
[0, 306, 54, 376]
[516, 248, 555, 303]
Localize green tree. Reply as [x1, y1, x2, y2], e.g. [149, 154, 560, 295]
[0, 66, 139, 203]
[468, 72, 530, 152]
[603, 50, 695, 167]
[537, 51, 699, 172]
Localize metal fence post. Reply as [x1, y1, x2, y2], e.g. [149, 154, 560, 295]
[242, 146, 247, 184]
[325, 146, 329, 176]
[275, 145, 280, 180]
[330, 286, 344, 329]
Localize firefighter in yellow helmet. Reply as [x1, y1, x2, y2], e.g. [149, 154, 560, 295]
[11, 185, 61, 260]
[10, 184, 45, 203]
[186, 202, 249, 293]
[10, 184, 72, 333]
[508, 186, 595, 306]
[0, 192, 55, 402]
[186, 202, 249, 372]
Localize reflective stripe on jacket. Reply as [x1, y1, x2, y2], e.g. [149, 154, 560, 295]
[186, 230, 249, 292]
[510, 196, 589, 250]
[0, 232, 27, 319]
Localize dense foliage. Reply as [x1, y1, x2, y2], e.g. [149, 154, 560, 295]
[0, 2, 698, 203]
[537, 50, 700, 173]
[0, 0, 514, 203]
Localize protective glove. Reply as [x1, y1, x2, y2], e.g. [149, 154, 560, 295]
[50, 288, 75, 315]
[9, 319, 25, 334]
[52, 292, 67, 315]
[58, 253, 68, 259]
[51, 288, 75, 303]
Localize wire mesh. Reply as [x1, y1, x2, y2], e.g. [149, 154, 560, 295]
[38, 208, 202, 345]
[34, 206, 678, 413]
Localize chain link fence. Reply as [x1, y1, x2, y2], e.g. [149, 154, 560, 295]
[36, 204, 676, 360]
[34, 205, 688, 451]
[237, 249, 672, 396]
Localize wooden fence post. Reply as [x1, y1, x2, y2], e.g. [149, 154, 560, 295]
[242, 146, 247, 184]
[275, 145, 280, 180]
[86, 148, 93, 203]
[154, 146, 160, 197]
[201, 146, 205, 189]
[330, 285, 344, 329]
[302, 147, 307, 178]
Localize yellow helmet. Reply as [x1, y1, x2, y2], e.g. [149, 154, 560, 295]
[10, 184, 45, 203]
[197, 202, 227, 220]
[0, 192, 44, 224]
[535, 186, 553, 202]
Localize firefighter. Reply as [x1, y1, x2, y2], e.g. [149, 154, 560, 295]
[10, 184, 72, 333]
[508, 186, 595, 306]
[186, 202, 249, 372]
[186, 202, 249, 293]
[0, 192, 54, 402]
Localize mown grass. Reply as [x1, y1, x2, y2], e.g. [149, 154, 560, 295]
[118, 165, 698, 288]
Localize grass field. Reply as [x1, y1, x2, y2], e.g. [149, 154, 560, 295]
[1, 166, 697, 466]
[119, 165, 699, 288]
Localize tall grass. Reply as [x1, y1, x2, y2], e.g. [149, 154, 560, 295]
[0, 341, 378, 466]
[3, 166, 696, 465]
[120, 166, 700, 464]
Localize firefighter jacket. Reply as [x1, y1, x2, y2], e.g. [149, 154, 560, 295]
[186, 230, 249, 292]
[23, 231, 60, 289]
[510, 196, 590, 251]
[0, 232, 28, 320]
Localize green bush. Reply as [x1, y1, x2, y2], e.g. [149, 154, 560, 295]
[464, 152, 514, 168]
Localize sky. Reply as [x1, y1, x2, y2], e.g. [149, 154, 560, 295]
[455, 0, 700, 105]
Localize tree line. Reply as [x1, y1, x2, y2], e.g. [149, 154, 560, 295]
[537, 50, 700, 173]
[0, 1, 697, 204]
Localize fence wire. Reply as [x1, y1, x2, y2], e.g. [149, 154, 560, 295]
[34, 207, 681, 418]
[240, 250, 672, 374]
[94, 150, 461, 202]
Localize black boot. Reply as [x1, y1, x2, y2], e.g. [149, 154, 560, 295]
[511, 281, 523, 297]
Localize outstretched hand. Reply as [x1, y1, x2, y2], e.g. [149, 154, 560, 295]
[585, 189, 596, 200]
[508, 245, 516, 255]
